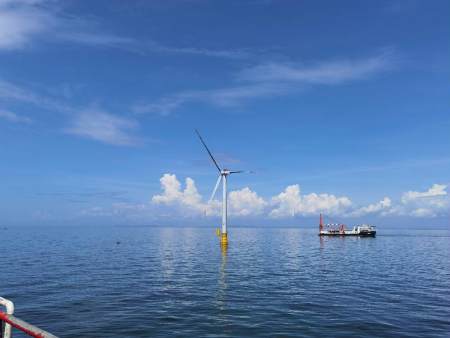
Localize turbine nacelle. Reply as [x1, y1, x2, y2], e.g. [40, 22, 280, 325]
[210, 169, 246, 202]
[220, 169, 245, 176]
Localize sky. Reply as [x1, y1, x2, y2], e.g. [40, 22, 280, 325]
[0, 0, 449, 228]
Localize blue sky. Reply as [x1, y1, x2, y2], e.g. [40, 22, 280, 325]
[0, 0, 449, 227]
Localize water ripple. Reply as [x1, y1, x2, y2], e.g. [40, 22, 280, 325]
[1, 226, 449, 337]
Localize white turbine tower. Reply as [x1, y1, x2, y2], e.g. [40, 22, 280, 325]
[195, 129, 250, 245]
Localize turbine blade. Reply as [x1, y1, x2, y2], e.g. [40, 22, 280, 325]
[209, 175, 222, 202]
[229, 170, 254, 174]
[195, 129, 221, 172]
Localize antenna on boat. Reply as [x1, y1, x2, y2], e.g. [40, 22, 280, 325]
[195, 129, 252, 246]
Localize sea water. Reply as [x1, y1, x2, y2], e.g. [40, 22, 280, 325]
[1, 226, 449, 337]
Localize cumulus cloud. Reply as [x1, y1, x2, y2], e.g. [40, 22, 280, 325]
[401, 184, 447, 203]
[351, 184, 448, 218]
[151, 173, 266, 217]
[229, 187, 267, 216]
[152, 174, 212, 215]
[396, 184, 448, 217]
[87, 175, 449, 222]
[350, 197, 391, 217]
[152, 175, 201, 206]
[65, 108, 139, 146]
[410, 208, 436, 218]
[346, 184, 448, 218]
[150, 175, 450, 220]
[269, 184, 352, 218]
[269, 185, 301, 218]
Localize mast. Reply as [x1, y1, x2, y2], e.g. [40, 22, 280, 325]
[222, 173, 227, 235]
[319, 213, 323, 232]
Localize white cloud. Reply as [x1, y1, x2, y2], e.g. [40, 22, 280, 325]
[0, 0, 249, 58]
[269, 184, 352, 218]
[229, 187, 267, 216]
[85, 175, 449, 222]
[0, 0, 54, 50]
[147, 42, 250, 59]
[238, 52, 392, 84]
[65, 108, 139, 146]
[0, 79, 72, 113]
[152, 174, 267, 217]
[152, 174, 206, 214]
[0, 0, 140, 51]
[267, 183, 448, 219]
[350, 197, 391, 217]
[133, 83, 287, 116]
[410, 208, 436, 218]
[0, 109, 32, 123]
[401, 184, 447, 203]
[152, 174, 183, 204]
[150, 176, 449, 220]
[139, 51, 393, 115]
[269, 185, 301, 218]
[344, 184, 448, 218]
[0, 79, 143, 146]
[396, 184, 448, 217]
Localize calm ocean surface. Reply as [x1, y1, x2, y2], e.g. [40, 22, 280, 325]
[1, 226, 449, 337]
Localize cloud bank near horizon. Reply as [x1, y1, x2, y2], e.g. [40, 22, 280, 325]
[147, 174, 448, 220]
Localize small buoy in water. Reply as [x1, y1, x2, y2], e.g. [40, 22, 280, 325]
[116, 241, 121, 245]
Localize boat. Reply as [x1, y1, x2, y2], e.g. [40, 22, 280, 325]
[318, 214, 376, 237]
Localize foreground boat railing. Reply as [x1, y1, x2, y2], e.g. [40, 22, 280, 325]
[0, 297, 57, 338]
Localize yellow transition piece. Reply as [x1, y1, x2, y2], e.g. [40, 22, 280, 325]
[220, 232, 228, 245]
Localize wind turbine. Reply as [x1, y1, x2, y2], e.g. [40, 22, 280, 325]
[195, 129, 250, 245]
